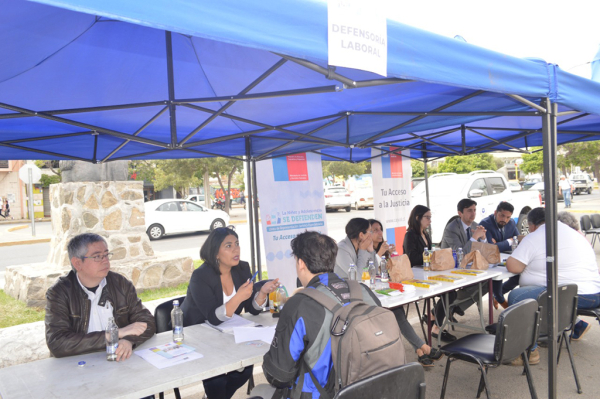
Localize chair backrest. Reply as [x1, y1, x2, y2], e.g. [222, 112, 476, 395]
[580, 215, 592, 232]
[154, 296, 186, 333]
[590, 214, 600, 229]
[333, 362, 425, 399]
[536, 284, 578, 337]
[493, 299, 540, 363]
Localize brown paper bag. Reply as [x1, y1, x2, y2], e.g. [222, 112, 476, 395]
[459, 250, 489, 270]
[389, 254, 414, 282]
[470, 241, 501, 264]
[430, 248, 455, 271]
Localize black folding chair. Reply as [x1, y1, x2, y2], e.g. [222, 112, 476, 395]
[589, 214, 600, 247]
[333, 362, 425, 399]
[440, 299, 540, 399]
[154, 296, 186, 399]
[536, 284, 582, 394]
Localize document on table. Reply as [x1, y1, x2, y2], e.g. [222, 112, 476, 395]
[233, 325, 276, 344]
[135, 342, 203, 369]
[206, 314, 256, 334]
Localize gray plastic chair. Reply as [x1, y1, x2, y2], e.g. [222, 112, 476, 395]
[333, 362, 425, 399]
[154, 296, 186, 399]
[440, 299, 540, 399]
[536, 284, 581, 394]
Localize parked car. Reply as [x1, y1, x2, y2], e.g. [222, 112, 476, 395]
[186, 194, 212, 207]
[324, 186, 352, 212]
[522, 178, 542, 190]
[530, 182, 565, 203]
[411, 170, 542, 242]
[352, 188, 374, 210]
[570, 173, 593, 195]
[144, 199, 229, 240]
[508, 181, 522, 191]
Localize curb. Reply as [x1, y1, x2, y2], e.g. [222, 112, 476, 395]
[7, 225, 29, 232]
[0, 238, 51, 247]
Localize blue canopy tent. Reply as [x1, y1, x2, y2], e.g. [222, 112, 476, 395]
[3, 1, 600, 396]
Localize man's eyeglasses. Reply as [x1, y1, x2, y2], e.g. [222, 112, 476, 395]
[83, 253, 113, 262]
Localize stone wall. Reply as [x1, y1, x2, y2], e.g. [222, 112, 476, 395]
[47, 181, 154, 268]
[0, 322, 48, 369]
[4, 181, 193, 307]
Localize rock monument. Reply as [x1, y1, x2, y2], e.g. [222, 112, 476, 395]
[4, 161, 193, 307]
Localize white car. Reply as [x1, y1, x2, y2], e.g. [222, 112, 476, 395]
[570, 173, 593, 195]
[186, 194, 212, 207]
[352, 188, 374, 210]
[144, 199, 229, 240]
[324, 186, 352, 212]
[508, 181, 522, 192]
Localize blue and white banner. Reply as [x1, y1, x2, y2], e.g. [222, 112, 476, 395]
[256, 152, 327, 291]
[371, 147, 412, 254]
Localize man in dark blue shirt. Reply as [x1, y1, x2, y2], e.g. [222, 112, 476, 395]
[479, 201, 520, 309]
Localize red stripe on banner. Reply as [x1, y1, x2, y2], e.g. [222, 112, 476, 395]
[395, 226, 406, 255]
[286, 154, 309, 181]
[389, 146, 403, 178]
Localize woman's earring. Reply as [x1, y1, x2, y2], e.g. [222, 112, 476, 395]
[216, 258, 220, 264]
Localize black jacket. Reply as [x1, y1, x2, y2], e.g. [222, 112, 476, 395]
[45, 270, 156, 358]
[181, 260, 262, 327]
[402, 229, 432, 266]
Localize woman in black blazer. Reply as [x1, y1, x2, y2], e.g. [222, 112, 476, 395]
[181, 227, 279, 399]
[402, 205, 432, 266]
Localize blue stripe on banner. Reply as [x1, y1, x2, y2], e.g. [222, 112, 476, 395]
[382, 153, 391, 178]
[272, 157, 289, 181]
[386, 227, 396, 246]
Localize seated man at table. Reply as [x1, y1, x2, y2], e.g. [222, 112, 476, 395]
[507, 208, 600, 364]
[255, 231, 387, 398]
[45, 233, 156, 361]
[436, 198, 489, 341]
[479, 201, 521, 309]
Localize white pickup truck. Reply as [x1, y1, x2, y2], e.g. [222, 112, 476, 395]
[411, 170, 542, 244]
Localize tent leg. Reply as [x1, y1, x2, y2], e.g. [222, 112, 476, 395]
[542, 99, 558, 399]
[251, 159, 262, 278]
[245, 137, 257, 275]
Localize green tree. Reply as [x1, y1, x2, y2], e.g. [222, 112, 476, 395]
[411, 160, 438, 177]
[129, 160, 157, 182]
[152, 159, 204, 197]
[322, 161, 366, 183]
[561, 141, 600, 179]
[39, 174, 61, 187]
[519, 149, 544, 174]
[437, 154, 497, 174]
[206, 157, 243, 214]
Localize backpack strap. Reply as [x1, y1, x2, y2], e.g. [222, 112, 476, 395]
[304, 359, 332, 399]
[296, 287, 343, 314]
[347, 280, 365, 301]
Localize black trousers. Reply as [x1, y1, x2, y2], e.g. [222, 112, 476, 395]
[203, 365, 253, 399]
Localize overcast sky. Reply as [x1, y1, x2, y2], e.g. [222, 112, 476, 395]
[385, 0, 600, 79]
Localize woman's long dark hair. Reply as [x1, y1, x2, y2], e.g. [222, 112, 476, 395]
[368, 219, 387, 256]
[407, 205, 431, 233]
[200, 227, 239, 275]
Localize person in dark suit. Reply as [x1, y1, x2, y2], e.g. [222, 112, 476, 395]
[402, 205, 432, 266]
[435, 199, 489, 341]
[181, 227, 279, 399]
[479, 201, 521, 309]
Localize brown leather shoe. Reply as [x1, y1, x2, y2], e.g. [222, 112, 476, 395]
[500, 301, 509, 309]
[493, 299, 499, 310]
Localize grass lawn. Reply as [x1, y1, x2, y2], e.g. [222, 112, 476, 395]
[0, 290, 45, 328]
[0, 260, 271, 329]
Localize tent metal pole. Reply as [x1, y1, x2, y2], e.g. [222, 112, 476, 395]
[422, 144, 430, 210]
[0, 101, 168, 120]
[541, 98, 558, 399]
[461, 125, 466, 154]
[92, 133, 98, 163]
[245, 137, 257, 275]
[165, 31, 177, 148]
[507, 94, 547, 113]
[251, 159, 262, 277]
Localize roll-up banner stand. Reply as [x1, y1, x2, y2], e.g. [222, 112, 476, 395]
[371, 147, 412, 253]
[256, 152, 327, 292]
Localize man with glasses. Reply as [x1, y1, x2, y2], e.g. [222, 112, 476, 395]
[45, 233, 156, 360]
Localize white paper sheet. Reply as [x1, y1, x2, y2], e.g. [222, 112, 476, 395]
[135, 346, 203, 369]
[206, 314, 256, 334]
[233, 325, 276, 344]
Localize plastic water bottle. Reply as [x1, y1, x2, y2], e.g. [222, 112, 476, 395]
[380, 257, 389, 282]
[457, 248, 464, 268]
[511, 236, 518, 252]
[348, 263, 358, 281]
[105, 317, 119, 361]
[368, 260, 377, 288]
[275, 285, 288, 312]
[422, 248, 431, 272]
[452, 250, 458, 268]
[171, 300, 184, 343]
